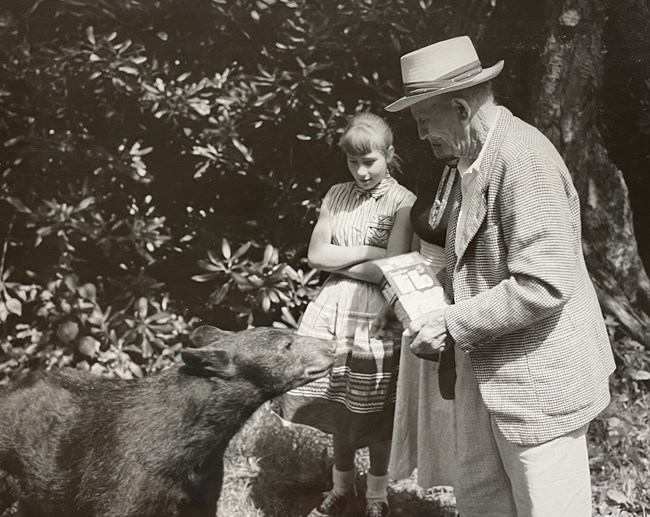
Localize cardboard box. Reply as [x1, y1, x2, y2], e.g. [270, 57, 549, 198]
[375, 251, 449, 328]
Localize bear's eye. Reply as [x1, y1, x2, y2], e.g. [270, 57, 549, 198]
[284, 341, 292, 350]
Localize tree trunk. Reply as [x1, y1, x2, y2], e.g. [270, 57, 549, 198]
[451, 0, 650, 345]
[530, 0, 650, 345]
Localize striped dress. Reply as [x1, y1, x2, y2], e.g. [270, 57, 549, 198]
[276, 176, 415, 448]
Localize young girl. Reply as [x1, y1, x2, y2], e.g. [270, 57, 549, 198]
[276, 113, 415, 517]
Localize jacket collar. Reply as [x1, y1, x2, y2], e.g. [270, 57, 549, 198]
[446, 106, 513, 270]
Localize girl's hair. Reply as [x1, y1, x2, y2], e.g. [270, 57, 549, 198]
[338, 112, 402, 174]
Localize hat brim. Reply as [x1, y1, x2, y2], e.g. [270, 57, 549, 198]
[384, 61, 504, 112]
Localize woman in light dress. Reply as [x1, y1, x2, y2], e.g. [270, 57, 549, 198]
[389, 159, 458, 489]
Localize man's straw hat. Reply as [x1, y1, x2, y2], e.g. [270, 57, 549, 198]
[385, 36, 504, 112]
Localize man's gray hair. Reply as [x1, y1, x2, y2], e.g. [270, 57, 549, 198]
[460, 81, 494, 105]
[438, 81, 493, 107]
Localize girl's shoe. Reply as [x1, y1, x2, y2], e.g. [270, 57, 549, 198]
[307, 490, 354, 517]
[365, 500, 390, 517]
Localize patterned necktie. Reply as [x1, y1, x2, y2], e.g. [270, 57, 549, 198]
[428, 162, 458, 230]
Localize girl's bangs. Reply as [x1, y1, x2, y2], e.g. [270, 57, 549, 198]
[340, 126, 384, 156]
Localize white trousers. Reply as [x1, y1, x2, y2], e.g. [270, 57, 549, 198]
[453, 347, 592, 517]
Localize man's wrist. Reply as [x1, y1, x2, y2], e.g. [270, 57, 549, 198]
[443, 305, 450, 332]
[443, 305, 466, 351]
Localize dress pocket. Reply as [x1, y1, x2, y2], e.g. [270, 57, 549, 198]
[365, 214, 394, 248]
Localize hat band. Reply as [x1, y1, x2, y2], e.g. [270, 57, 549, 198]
[404, 60, 482, 96]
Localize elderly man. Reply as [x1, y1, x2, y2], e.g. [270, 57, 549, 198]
[385, 36, 615, 517]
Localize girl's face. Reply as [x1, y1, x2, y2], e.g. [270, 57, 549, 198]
[346, 147, 393, 191]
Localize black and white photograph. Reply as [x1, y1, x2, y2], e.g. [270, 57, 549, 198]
[0, 0, 648, 516]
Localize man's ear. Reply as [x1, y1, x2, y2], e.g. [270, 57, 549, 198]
[181, 348, 236, 378]
[450, 98, 472, 123]
[189, 325, 232, 348]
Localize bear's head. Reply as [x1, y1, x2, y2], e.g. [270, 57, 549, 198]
[181, 326, 335, 397]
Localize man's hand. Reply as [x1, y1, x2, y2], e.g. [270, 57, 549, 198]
[408, 309, 452, 359]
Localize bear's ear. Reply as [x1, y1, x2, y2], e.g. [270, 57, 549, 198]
[189, 325, 232, 348]
[181, 348, 236, 379]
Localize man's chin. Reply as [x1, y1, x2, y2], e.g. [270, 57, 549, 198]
[429, 142, 454, 160]
[432, 148, 455, 160]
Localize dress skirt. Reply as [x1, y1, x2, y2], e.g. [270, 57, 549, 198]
[275, 274, 400, 449]
[388, 241, 456, 487]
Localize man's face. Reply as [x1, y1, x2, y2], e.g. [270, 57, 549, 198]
[410, 97, 465, 159]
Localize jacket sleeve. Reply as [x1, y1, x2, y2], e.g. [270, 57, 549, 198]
[445, 147, 577, 351]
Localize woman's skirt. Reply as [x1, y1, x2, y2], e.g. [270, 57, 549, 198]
[389, 242, 456, 487]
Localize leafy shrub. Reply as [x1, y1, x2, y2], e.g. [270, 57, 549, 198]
[0, 0, 449, 378]
[192, 238, 320, 327]
[0, 268, 192, 380]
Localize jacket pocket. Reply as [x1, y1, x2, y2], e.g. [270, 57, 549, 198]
[528, 315, 605, 416]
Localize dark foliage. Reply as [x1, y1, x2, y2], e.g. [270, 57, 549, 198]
[0, 0, 457, 376]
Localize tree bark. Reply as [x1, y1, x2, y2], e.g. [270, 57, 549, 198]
[530, 0, 650, 344]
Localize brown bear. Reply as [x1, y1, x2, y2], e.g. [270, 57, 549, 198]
[0, 326, 335, 517]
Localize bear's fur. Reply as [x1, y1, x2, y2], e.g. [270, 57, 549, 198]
[0, 326, 334, 517]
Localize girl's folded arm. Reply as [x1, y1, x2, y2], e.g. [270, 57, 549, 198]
[307, 202, 386, 270]
[335, 205, 413, 284]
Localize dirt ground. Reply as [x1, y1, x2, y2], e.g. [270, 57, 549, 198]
[291, 475, 459, 517]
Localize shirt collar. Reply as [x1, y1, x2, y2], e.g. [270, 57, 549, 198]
[353, 175, 395, 200]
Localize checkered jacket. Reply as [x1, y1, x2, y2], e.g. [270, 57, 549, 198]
[443, 106, 616, 446]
